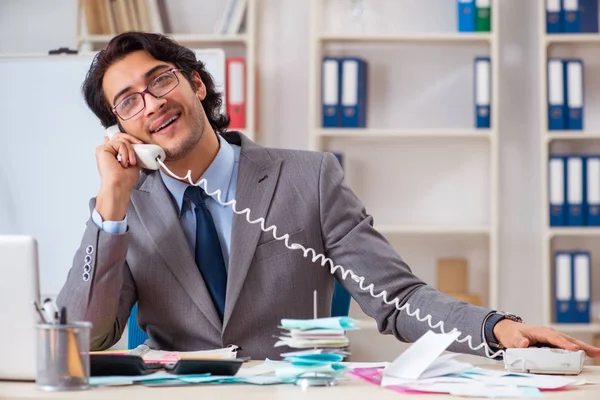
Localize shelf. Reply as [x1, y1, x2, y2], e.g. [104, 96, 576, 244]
[318, 32, 492, 44]
[317, 128, 492, 139]
[546, 34, 600, 44]
[551, 323, 600, 334]
[79, 33, 248, 45]
[376, 225, 491, 235]
[548, 228, 600, 238]
[546, 132, 600, 141]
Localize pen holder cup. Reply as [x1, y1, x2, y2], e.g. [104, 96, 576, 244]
[35, 321, 92, 391]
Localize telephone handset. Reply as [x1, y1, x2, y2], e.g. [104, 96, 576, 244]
[105, 125, 166, 170]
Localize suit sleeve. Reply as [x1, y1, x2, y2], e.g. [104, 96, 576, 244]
[56, 198, 137, 350]
[318, 152, 494, 357]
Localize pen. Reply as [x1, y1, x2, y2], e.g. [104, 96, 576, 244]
[59, 307, 67, 325]
[33, 301, 48, 324]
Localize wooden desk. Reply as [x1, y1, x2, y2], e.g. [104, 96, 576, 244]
[1, 366, 599, 399]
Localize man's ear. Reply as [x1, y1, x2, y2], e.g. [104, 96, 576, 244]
[190, 71, 206, 101]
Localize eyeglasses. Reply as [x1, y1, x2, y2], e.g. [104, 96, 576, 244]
[112, 68, 182, 120]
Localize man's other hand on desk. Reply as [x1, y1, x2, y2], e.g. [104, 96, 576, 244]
[494, 320, 600, 357]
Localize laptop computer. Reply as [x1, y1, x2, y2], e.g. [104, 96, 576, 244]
[0, 235, 41, 381]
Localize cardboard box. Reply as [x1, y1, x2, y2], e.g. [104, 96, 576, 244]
[437, 258, 468, 294]
[450, 293, 483, 307]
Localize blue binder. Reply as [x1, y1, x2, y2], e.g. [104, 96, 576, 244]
[586, 156, 600, 225]
[580, 0, 599, 32]
[549, 156, 567, 226]
[572, 251, 591, 323]
[474, 57, 491, 128]
[547, 0, 563, 33]
[554, 252, 573, 323]
[341, 57, 367, 128]
[567, 156, 586, 226]
[458, 0, 476, 32]
[547, 59, 566, 130]
[565, 59, 584, 130]
[563, 0, 581, 32]
[321, 57, 341, 127]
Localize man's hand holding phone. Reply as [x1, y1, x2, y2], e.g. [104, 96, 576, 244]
[95, 130, 144, 222]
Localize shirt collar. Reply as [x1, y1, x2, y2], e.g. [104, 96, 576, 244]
[160, 134, 235, 215]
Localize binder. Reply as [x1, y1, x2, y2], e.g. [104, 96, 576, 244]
[547, 59, 566, 130]
[549, 156, 567, 226]
[547, 0, 563, 33]
[565, 59, 584, 130]
[567, 156, 586, 226]
[341, 58, 368, 128]
[457, 0, 476, 32]
[475, 0, 491, 32]
[580, 0, 599, 32]
[322, 58, 341, 127]
[225, 57, 246, 129]
[474, 57, 491, 128]
[586, 156, 600, 225]
[554, 252, 573, 323]
[572, 252, 591, 323]
[563, 0, 581, 32]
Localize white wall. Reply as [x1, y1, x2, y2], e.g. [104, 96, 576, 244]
[0, 0, 562, 357]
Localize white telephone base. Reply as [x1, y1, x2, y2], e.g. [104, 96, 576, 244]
[504, 348, 586, 375]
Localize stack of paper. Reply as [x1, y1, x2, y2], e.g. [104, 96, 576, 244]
[350, 329, 588, 398]
[274, 317, 357, 350]
[272, 317, 359, 381]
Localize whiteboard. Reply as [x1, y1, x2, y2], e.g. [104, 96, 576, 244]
[0, 48, 225, 297]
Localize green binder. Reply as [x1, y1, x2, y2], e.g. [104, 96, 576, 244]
[475, 0, 491, 32]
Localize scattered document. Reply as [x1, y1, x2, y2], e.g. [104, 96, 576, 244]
[280, 317, 358, 331]
[128, 344, 239, 363]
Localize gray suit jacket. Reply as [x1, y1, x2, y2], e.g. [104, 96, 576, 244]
[57, 132, 493, 360]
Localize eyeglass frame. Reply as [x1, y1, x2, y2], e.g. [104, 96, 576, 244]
[111, 67, 183, 121]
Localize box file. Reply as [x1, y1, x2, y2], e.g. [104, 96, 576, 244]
[475, 0, 491, 32]
[474, 57, 491, 128]
[548, 59, 566, 130]
[322, 58, 341, 127]
[567, 156, 586, 226]
[547, 0, 563, 33]
[341, 58, 367, 128]
[457, 0, 476, 32]
[549, 156, 567, 226]
[563, 0, 581, 32]
[572, 252, 591, 323]
[565, 59, 584, 130]
[586, 156, 600, 225]
[554, 252, 573, 323]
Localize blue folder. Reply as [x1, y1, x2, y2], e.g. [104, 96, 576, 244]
[580, 0, 599, 32]
[340, 57, 367, 128]
[554, 252, 573, 323]
[547, 0, 563, 33]
[548, 59, 566, 130]
[549, 156, 567, 226]
[586, 156, 600, 225]
[458, 0, 476, 32]
[474, 56, 491, 128]
[565, 59, 584, 130]
[571, 251, 591, 323]
[566, 156, 586, 226]
[321, 57, 341, 127]
[564, 0, 581, 32]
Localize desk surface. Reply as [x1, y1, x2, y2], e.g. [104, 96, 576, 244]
[1, 365, 599, 399]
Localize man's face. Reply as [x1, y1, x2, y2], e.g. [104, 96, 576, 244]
[102, 50, 206, 161]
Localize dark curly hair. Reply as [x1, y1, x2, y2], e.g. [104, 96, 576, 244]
[82, 31, 229, 133]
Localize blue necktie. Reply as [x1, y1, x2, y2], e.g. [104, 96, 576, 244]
[184, 185, 227, 319]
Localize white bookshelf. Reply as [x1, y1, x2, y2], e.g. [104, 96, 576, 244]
[308, 0, 500, 315]
[75, 0, 258, 143]
[539, 3, 600, 333]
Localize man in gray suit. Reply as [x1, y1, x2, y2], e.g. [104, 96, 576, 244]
[57, 32, 600, 361]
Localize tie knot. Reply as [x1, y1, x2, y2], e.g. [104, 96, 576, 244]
[185, 185, 208, 207]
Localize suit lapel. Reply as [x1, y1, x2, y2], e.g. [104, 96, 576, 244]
[131, 172, 222, 332]
[223, 134, 282, 330]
